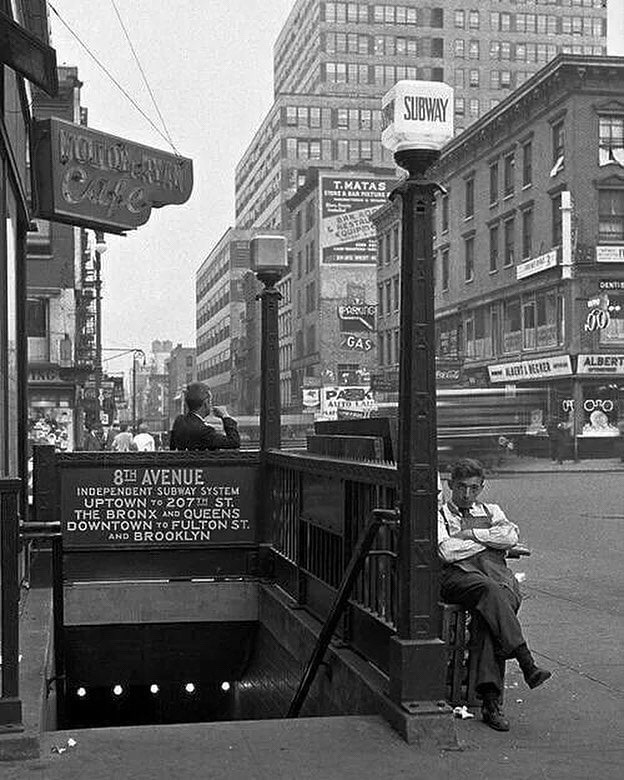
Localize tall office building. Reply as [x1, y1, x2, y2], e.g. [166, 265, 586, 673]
[202, 0, 608, 410]
[235, 0, 607, 233]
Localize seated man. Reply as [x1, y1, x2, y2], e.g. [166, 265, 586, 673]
[170, 382, 240, 451]
[438, 458, 551, 732]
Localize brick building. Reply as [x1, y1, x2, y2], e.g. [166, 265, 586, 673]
[374, 54, 624, 457]
[286, 168, 396, 408]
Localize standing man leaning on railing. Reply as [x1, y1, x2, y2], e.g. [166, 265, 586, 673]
[438, 458, 551, 732]
[169, 382, 240, 451]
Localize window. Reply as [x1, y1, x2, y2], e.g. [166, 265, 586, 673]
[523, 301, 536, 349]
[469, 10, 480, 29]
[378, 283, 384, 315]
[468, 40, 480, 59]
[489, 161, 499, 204]
[465, 236, 475, 282]
[455, 10, 465, 28]
[504, 217, 515, 265]
[454, 39, 465, 57]
[522, 141, 533, 187]
[441, 248, 449, 291]
[522, 208, 533, 259]
[442, 194, 449, 232]
[503, 153, 515, 197]
[393, 276, 399, 311]
[455, 68, 465, 88]
[598, 189, 624, 241]
[27, 298, 47, 337]
[465, 177, 475, 218]
[489, 225, 499, 273]
[599, 116, 624, 166]
[385, 281, 392, 314]
[469, 98, 479, 118]
[503, 299, 522, 354]
[469, 68, 479, 87]
[286, 106, 297, 126]
[551, 120, 565, 175]
[552, 195, 563, 246]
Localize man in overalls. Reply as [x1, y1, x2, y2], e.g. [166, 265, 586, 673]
[438, 458, 551, 731]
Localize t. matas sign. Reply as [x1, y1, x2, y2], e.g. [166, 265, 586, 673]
[382, 80, 454, 153]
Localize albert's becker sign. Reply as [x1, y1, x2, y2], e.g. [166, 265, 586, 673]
[33, 118, 193, 233]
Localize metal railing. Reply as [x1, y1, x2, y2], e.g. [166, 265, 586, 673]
[265, 451, 399, 673]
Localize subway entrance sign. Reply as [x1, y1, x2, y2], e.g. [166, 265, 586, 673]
[381, 80, 454, 153]
[60, 461, 257, 549]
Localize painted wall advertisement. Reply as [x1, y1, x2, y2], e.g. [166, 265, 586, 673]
[60, 465, 256, 548]
[319, 174, 394, 264]
[319, 386, 377, 419]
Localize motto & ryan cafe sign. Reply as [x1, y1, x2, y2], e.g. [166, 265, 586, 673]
[33, 118, 193, 233]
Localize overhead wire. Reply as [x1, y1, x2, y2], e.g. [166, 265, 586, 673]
[109, 0, 179, 155]
[47, 2, 179, 154]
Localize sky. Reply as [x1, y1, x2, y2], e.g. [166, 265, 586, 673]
[49, 1, 624, 377]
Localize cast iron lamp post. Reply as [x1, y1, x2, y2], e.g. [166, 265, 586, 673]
[381, 80, 455, 722]
[131, 349, 147, 433]
[93, 231, 107, 428]
[250, 235, 288, 450]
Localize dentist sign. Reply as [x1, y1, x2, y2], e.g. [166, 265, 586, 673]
[382, 80, 454, 153]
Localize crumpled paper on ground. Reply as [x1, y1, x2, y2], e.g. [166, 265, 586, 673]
[452, 705, 475, 719]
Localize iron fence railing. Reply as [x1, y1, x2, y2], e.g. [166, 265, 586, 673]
[265, 451, 399, 669]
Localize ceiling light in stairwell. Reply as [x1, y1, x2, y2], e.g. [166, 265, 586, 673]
[150, 684, 159, 694]
[76, 687, 86, 698]
[221, 681, 231, 692]
[184, 683, 196, 694]
[113, 685, 123, 696]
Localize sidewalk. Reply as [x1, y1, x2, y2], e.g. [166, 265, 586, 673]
[489, 455, 624, 475]
[3, 585, 623, 780]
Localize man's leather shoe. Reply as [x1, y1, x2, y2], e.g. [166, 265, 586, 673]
[525, 667, 552, 689]
[482, 701, 510, 732]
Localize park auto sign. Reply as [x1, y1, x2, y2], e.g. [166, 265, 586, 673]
[32, 118, 193, 233]
[382, 80, 454, 153]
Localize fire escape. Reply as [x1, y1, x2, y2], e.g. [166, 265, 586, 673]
[75, 230, 96, 371]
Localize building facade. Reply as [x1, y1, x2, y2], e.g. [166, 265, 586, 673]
[286, 167, 395, 410]
[165, 344, 196, 428]
[195, 229, 252, 409]
[26, 67, 89, 452]
[428, 54, 624, 456]
[236, 0, 607, 234]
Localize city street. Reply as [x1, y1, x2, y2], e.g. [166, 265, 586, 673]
[4, 469, 623, 779]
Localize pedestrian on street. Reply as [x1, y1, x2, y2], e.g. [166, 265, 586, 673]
[170, 382, 240, 451]
[133, 421, 155, 452]
[546, 417, 565, 464]
[83, 425, 103, 451]
[105, 421, 120, 450]
[111, 422, 137, 452]
[438, 458, 551, 732]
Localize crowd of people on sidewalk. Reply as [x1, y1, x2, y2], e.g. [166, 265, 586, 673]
[81, 420, 159, 452]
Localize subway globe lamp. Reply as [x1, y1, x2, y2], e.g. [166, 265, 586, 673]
[381, 81, 455, 720]
[251, 235, 288, 450]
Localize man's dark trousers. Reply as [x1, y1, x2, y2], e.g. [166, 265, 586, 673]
[441, 565, 524, 695]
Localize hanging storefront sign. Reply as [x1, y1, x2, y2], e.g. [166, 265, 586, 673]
[516, 249, 557, 280]
[32, 118, 193, 234]
[488, 355, 572, 383]
[596, 246, 624, 263]
[0, 10, 58, 96]
[576, 354, 624, 375]
[319, 173, 394, 264]
[599, 280, 624, 291]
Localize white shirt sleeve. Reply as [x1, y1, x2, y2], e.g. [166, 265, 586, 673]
[438, 506, 486, 563]
[471, 503, 519, 549]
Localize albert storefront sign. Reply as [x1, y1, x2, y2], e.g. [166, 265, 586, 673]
[32, 118, 193, 233]
[488, 355, 573, 383]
